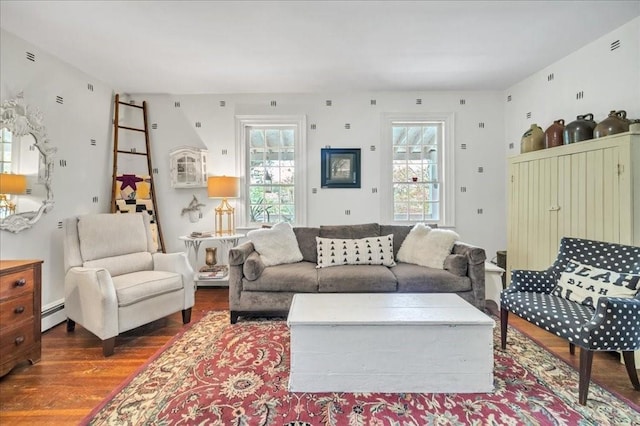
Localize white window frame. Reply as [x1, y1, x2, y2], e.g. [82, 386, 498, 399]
[235, 115, 307, 227]
[380, 112, 455, 227]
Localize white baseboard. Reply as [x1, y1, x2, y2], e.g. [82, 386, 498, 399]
[41, 298, 66, 332]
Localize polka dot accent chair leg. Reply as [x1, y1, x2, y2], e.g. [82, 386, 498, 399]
[500, 237, 640, 406]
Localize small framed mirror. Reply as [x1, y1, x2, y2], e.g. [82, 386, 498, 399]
[0, 92, 57, 233]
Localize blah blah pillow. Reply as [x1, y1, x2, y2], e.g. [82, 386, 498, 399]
[316, 235, 396, 268]
[552, 259, 640, 308]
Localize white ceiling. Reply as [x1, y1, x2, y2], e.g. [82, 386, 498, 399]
[1, 1, 639, 94]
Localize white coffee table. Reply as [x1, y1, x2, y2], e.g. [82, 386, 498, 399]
[287, 293, 495, 393]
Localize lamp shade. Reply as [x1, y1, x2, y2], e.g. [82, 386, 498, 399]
[0, 173, 27, 195]
[207, 176, 239, 198]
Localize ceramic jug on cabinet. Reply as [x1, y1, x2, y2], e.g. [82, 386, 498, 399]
[544, 119, 565, 148]
[521, 124, 545, 153]
[564, 113, 596, 144]
[594, 110, 630, 138]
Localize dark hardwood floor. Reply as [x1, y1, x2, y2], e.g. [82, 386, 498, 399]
[0, 289, 638, 425]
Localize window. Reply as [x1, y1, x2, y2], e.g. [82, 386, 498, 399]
[1, 128, 13, 173]
[381, 113, 455, 226]
[236, 115, 307, 226]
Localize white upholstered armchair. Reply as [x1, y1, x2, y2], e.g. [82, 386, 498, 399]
[63, 213, 195, 356]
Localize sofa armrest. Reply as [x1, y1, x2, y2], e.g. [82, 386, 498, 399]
[64, 267, 118, 339]
[453, 242, 486, 310]
[581, 297, 640, 351]
[228, 242, 257, 310]
[228, 241, 256, 266]
[504, 269, 557, 294]
[153, 252, 195, 309]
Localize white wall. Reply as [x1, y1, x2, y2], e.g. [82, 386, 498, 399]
[0, 29, 114, 329]
[504, 17, 640, 150]
[137, 91, 506, 260]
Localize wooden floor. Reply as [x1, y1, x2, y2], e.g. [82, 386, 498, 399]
[0, 289, 638, 425]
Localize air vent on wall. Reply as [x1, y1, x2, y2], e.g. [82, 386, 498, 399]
[611, 40, 621, 51]
[26, 51, 35, 62]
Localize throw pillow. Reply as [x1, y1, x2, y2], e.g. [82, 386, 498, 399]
[397, 223, 460, 269]
[246, 222, 303, 267]
[552, 259, 640, 308]
[316, 234, 396, 268]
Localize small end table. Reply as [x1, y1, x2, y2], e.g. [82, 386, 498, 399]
[179, 233, 244, 286]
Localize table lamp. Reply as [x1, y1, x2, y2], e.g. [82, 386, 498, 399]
[207, 176, 239, 235]
[0, 173, 27, 218]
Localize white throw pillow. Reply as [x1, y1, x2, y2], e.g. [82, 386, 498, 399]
[397, 223, 459, 269]
[316, 234, 396, 268]
[552, 259, 640, 308]
[247, 222, 303, 266]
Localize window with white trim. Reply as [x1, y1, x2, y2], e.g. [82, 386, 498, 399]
[382, 113, 455, 226]
[236, 116, 307, 227]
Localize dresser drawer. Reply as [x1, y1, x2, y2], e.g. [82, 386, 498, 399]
[0, 293, 34, 326]
[0, 268, 34, 300]
[0, 322, 35, 360]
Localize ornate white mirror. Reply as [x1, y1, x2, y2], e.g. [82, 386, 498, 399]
[0, 92, 57, 233]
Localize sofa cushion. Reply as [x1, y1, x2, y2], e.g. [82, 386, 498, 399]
[552, 259, 640, 308]
[397, 224, 459, 269]
[78, 213, 150, 261]
[243, 251, 266, 281]
[84, 252, 153, 277]
[392, 262, 471, 292]
[316, 235, 396, 268]
[293, 227, 320, 263]
[444, 254, 468, 277]
[317, 265, 397, 292]
[380, 224, 413, 258]
[247, 222, 303, 266]
[112, 270, 183, 307]
[319, 223, 380, 239]
[242, 262, 318, 293]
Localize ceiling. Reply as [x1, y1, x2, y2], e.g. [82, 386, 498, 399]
[1, 1, 639, 94]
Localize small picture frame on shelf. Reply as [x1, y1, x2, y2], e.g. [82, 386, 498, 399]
[320, 148, 361, 188]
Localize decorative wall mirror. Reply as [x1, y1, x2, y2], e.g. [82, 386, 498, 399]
[0, 92, 57, 233]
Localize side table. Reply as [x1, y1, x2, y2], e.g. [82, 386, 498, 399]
[179, 233, 244, 286]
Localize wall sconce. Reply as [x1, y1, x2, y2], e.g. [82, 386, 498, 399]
[207, 176, 239, 235]
[0, 173, 27, 219]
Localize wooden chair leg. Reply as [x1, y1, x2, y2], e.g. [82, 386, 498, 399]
[579, 348, 594, 405]
[621, 351, 640, 390]
[500, 308, 508, 349]
[66, 319, 76, 332]
[569, 343, 575, 355]
[182, 308, 192, 324]
[102, 337, 116, 357]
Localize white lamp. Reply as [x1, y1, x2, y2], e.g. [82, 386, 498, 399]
[207, 176, 239, 235]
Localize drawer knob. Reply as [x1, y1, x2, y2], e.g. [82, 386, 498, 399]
[14, 306, 25, 314]
[15, 278, 27, 287]
[15, 336, 25, 345]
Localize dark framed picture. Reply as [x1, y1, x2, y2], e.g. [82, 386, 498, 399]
[321, 148, 361, 188]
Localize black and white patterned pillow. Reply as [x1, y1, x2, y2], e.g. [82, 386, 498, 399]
[316, 234, 395, 268]
[552, 259, 640, 307]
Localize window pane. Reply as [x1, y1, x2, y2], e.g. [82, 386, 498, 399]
[393, 127, 407, 145]
[422, 126, 437, 145]
[250, 129, 264, 148]
[407, 127, 421, 145]
[265, 129, 281, 148]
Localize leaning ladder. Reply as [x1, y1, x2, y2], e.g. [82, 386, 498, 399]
[109, 93, 165, 252]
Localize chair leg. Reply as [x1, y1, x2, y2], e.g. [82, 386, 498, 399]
[569, 343, 575, 355]
[182, 308, 192, 324]
[579, 348, 594, 405]
[230, 311, 239, 324]
[500, 307, 508, 349]
[66, 319, 76, 332]
[102, 337, 116, 357]
[621, 351, 640, 390]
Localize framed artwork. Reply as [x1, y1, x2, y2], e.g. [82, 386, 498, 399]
[321, 148, 361, 188]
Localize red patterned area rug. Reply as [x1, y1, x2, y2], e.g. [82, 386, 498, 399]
[83, 311, 639, 426]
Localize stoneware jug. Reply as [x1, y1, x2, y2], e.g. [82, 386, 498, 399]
[544, 119, 565, 148]
[521, 124, 545, 153]
[564, 113, 596, 144]
[594, 110, 630, 138]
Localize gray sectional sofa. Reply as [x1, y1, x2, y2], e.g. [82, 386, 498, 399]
[228, 223, 486, 323]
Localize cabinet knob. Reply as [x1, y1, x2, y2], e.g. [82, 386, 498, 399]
[15, 278, 27, 287]
[14, 306, 25, 314]
[14, 336, 25, 345]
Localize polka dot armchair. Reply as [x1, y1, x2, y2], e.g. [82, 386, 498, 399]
[500, 237, 640, 405]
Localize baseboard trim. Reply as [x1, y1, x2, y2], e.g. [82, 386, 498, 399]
[41, 299, 66, 332]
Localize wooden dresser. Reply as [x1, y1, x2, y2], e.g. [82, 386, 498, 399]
[0, 260, 42, 377]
